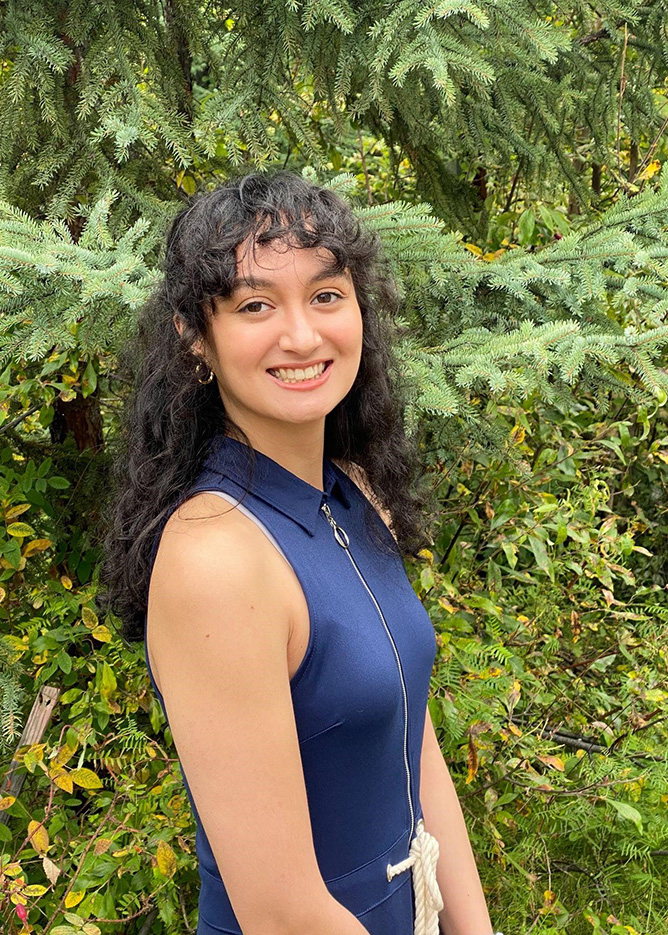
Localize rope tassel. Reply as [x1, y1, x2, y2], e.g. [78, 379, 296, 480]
[387, 819, 444, 935]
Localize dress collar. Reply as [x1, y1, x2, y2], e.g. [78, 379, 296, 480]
[201, 433, 351, 537]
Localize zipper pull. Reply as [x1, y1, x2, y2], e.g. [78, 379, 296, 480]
[321, 502, 350, 550]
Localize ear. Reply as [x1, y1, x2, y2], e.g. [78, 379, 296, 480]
[173, 314, 205, 358]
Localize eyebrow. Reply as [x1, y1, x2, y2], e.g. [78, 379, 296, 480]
[228, 259, 351, 298]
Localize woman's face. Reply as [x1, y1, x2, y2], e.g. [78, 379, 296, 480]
[191, 238, 363, 437]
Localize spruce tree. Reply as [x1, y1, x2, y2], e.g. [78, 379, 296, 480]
[1, 1, 667, 453]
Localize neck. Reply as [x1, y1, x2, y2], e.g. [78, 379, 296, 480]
[224, 421, 326, 491]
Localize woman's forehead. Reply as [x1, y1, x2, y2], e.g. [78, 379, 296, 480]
[234, 237, 338, 279]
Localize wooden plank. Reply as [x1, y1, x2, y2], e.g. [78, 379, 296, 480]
[0, 685, 61, 824]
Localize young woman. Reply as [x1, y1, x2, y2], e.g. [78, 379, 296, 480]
[101, 171, 502, 935]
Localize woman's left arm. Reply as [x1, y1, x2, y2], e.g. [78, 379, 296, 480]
[420, 707, 496, 935]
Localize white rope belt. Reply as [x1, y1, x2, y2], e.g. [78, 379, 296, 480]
[386, 819, 444, 935]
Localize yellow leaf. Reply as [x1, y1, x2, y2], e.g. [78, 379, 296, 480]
[508, 722, 522, 737]
[83, 923, 101, 935]
[6, 522, 35, 537]
[23, 539, 53, 557]
[53, 772, 74, 793]
[537, 754, 565, 772]
[91, 625, 111, 643]
[81, 607, 98, 629]
[639, 159, 660, 180]
[508, 680, 521, 706]
[23, 883, 48, 896]
[70, 768, 103, 790]
[0, 795, 16, 810]
[464, 243, 483, 256]
[417, 549, 433, 561]
[112, 847, 133, 858]
[2, 862, 24, 877]
[5, 504, 31, 521]
[28, 820, 49, 855]
[156, 839, 177, 878]
[437, 597, 458, 614]
[510, 425, 525, 445]
[52, 743, 77, 768]
[60, 576, 72, 590]
[65, 890, 86, 908]
[0, 586, 5, 601]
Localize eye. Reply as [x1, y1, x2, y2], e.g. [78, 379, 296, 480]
[314, 291, 342, 304]
[238, 301, 269, 315]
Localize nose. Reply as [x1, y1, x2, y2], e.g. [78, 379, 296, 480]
[277, 304, 324, 356]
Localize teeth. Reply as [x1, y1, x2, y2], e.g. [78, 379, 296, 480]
[268, 361, 328, 383]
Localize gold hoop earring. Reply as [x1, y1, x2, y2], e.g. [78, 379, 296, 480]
[195, 359, 215, 384]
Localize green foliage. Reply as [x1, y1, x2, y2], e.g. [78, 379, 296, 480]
[408, 391, 668, 933]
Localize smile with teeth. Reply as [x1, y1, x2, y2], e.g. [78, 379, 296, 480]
[267, 361, 330, 383]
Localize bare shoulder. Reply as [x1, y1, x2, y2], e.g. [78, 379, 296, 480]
[331, 459, 397, 543]
[148, 491, 294, 685]
[158, 489, 291, 572]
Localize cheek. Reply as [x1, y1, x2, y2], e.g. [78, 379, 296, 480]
[331, 308, 363, 354]
[215, 325, 273, 374]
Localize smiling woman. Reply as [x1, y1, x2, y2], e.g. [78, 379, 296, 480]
[99, 170, 497, 935]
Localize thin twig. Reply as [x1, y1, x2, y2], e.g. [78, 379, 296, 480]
[615, 24, 628, 179]
[0, 404, 41, 436]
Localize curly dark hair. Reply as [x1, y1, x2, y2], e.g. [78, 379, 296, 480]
[98, 170, 436, 643]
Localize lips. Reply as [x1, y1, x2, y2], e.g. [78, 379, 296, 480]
[266, 359, 334, 387]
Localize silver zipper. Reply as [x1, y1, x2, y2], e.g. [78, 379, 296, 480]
[320, 499, 415, 842]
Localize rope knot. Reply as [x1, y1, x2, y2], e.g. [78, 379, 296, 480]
[386, 819, 444, 935]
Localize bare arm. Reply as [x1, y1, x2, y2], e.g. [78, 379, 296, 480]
[420, 708, 495, 935]
[148, 496, 369, 935]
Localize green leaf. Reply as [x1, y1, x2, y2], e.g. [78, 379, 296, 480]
[48, 476, 71, 489]
[606, 799, 643, 833]
[517, 208, 536, 245]
[501, 541, 517, 569]
[99, 661, 117, 699]
[57, 650, 73, 674]
[81, 359, 98, 398]
[528, 533, 554, 579]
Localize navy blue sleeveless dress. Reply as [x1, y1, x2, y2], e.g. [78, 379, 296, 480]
[144, 433, 439, 935]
